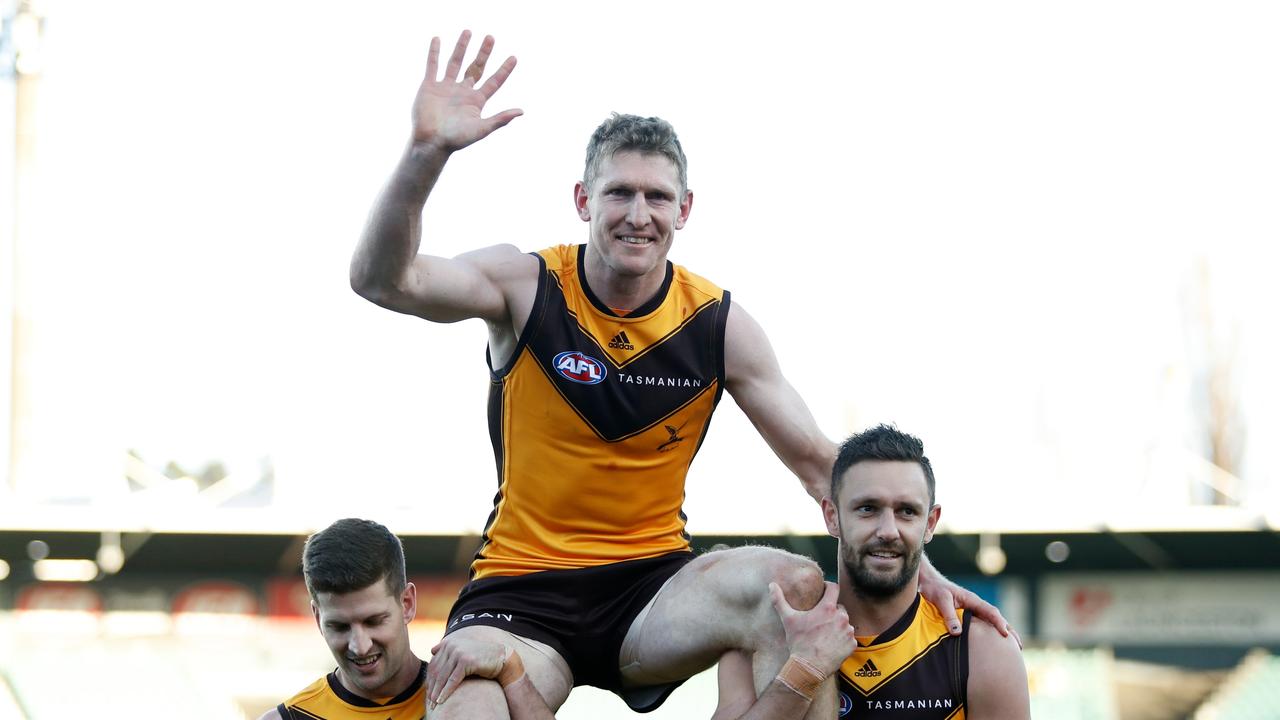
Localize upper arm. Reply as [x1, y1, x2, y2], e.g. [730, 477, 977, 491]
[965, 617, 1031, 719]
[256, 708, 283, 720]
[723, 302, 836, 503]
[712, 650, 756, 720]
[354, 243, 540, 326]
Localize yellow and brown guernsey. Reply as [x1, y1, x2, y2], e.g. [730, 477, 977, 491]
[473, 244, 731, 579]
[837, 595, 970, 718]
[277, 661, 427, 719]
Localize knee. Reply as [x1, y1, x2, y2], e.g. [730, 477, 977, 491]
[703, 546, 823, 612]
[769, 553, 825, 612]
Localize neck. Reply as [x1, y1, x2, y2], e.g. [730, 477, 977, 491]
[837, 568, 920, 638]
[581, 244, 666, 312]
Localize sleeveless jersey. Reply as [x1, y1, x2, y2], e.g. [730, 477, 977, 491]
[837, 595, 970, 719]
[277, 661, 427, 720]
[473, 244, 730, 579]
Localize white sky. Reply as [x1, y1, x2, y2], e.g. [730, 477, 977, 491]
[3, 0, 1278, 534]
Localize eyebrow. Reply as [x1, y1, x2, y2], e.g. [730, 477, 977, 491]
[601, 181, 676, 197]
[848, 494, 925, 511]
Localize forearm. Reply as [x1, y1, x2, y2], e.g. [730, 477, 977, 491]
[797, 437, 837, 504]
[350, 142, 450, 300]
[503, 676, 556, 720]
[720, 681, 821, 720]
[717, 650, 838, 720]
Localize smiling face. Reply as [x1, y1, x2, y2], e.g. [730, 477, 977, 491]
[575, 150, 693, 290]
[824, 460, 941, 600]
[312, 577, 418, 700]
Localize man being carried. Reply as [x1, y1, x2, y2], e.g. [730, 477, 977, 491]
[714, 426, 1030, 718]
[351, 31, 1009, 719]
[260, 518, 555, 720]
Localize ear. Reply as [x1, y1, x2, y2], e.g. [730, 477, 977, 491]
[821, 495, 841, 539]
[674, 189, 694, 230]
[923, 504, 942, 544]
[574, 181, 591, 221]
[311, 601, 321, 629]
[402, 582, 418, 625]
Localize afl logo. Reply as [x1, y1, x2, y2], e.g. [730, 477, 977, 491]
[838, 692, 852, 717]
[553, 351, 607, 385]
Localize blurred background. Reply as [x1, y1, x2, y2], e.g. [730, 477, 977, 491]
[1, 0, 1277, 717]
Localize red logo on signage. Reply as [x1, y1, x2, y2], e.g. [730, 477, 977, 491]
[1069, 587, 1112, 629]
[173, 581, 259, 615]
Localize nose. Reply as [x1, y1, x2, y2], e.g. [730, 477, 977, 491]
[626, 195, 651, 228]
[874, 511, 899, 542]
[348, 625, 373, 656]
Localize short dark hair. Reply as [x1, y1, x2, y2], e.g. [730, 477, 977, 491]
[584, 113, 688, 194]
[831, 425, 936, 506]
[302, 518, 406, 598]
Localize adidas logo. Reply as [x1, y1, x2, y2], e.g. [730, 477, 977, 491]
[608, 331, 635, 351]
[854, 659, 882, 678]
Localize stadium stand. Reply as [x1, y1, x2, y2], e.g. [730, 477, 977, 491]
[1194, 650, 1280, 720]
[1025, 646, 1119, 720]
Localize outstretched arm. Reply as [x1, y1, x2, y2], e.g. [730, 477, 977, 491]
[427, 636, 556, 719]
[725, 301, 1017, 641]
[723, 303, 836, 505]
[712, 582, 856, 720]
[350, 31, 533, 325]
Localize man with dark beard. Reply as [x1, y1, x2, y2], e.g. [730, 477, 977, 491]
[713, 426, 1029, 719]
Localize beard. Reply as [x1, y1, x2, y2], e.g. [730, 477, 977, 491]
[842, 541, 922, 599]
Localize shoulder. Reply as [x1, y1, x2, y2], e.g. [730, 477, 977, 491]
[456, 243, 542, 279]
[671, 262, 726, 301]
[724, 302, 767, 351]
[966, 616, 1031, 716]
[267, 675, 328, 719]
[966, 614, 1019, 654]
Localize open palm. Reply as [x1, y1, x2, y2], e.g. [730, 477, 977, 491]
[412, 31, 522, 152]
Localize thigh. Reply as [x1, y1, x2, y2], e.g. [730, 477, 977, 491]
[618, 545, 825, 685]
[429, 625, 575, 719]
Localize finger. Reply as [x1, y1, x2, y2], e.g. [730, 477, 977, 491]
[425, 36, 441, 82]
[819, 580, 840, 606]
[426, 660, 441, 703]
[426, 645, 449, 702]
[463, 34, 495, 86]
[436, 665, 468, 707]
[768, 581, 794, 618]
[967, 594, 1009, 637]
[445, 29, 471, 81]
[481, 108, 523, 135]
[478, 56, 518, 99]
[1009, 625, 1024, 650]
[427, 660, 449, 704]
[920, 583, 963, 635]
[933, 590, 961, 635]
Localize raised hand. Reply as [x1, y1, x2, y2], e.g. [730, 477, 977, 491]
[412, 30, 522, 153]
[769, 581, 857, 675]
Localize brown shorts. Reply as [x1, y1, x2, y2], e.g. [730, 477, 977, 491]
[445, 551, 695, 711]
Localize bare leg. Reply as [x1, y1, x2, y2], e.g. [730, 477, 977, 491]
[429, 626, 574, 720]
[618, 545, 825, 684]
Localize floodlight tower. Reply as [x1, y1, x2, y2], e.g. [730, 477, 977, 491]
[1, 0, 44, 495]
